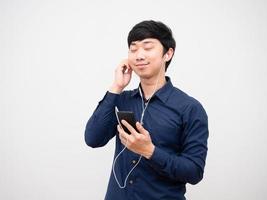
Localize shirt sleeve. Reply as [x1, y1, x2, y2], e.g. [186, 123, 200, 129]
[84, 91, 120, 148]
[146, 102, 209, 185]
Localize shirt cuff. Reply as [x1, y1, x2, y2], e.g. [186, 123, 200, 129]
[99, 91, 120, 107]
[147, 146, 169, 169]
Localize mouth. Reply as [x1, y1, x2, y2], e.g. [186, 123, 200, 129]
[135, 63, 149, 68]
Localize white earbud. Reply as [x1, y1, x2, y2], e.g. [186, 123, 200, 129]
[165, 54, 168, 60]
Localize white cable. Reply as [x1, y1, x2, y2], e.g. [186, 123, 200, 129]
[113, 106, 142, 189]
[112, 139, 142, 189]
[112, 65, 164, 188]
[139, 68, 162, 124]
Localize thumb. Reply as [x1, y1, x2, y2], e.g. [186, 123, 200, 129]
[136, 122, 149, 135]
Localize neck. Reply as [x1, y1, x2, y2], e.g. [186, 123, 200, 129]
[140, 74, 166, 100]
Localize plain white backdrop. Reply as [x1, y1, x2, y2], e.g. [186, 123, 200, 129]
[1, 0, 267, 199]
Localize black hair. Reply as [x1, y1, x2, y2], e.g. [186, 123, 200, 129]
[127, 20, 176, 71]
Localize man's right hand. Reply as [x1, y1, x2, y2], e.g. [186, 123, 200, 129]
[109, 59, 133, 94]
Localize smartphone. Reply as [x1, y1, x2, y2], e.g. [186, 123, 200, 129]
[116, 111, 137, 134]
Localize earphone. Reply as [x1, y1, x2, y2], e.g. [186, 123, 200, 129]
[165, 54, 168, 60]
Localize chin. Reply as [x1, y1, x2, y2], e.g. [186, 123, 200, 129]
[137, 72, 153, 79]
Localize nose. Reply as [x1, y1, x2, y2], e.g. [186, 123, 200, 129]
[136, 49, 145, 61]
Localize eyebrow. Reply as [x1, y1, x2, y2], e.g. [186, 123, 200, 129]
[130, 40, 155, 46]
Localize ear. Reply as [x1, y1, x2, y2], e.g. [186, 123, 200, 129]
[164, 48, 174, 62]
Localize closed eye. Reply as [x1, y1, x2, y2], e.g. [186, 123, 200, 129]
[129, 48, 137, 53]
[144, 47, 153, 51]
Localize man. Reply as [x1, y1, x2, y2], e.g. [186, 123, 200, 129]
[85, 20, 209, 200]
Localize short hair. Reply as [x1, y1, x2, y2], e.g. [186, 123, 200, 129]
[127, 20, 176, 71]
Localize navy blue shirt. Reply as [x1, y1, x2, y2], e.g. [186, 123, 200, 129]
[85, 77, 209, 200]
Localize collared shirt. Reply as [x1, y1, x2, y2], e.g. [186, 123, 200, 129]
[85, 77, 209, 200]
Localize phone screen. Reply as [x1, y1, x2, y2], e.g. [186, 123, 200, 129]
[116, 111, 137, 134]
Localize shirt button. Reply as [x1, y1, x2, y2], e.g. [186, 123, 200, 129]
[129, 180, 133, 184]
[132, 160, 136, 164]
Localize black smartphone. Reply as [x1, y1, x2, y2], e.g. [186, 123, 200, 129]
[116, 111, 137, 134]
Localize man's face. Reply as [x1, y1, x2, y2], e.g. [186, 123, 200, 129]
[128, 38, 166, 79]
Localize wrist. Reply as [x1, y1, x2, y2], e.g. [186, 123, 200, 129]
[143, 144, 155, 159]
[109, 84, 123, 94]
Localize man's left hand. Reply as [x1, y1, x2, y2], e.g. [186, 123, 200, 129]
[117, 120, 155, 159]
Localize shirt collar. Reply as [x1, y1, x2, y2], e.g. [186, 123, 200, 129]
[131, 76, 174, 104]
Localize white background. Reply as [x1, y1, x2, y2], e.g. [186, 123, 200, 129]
[1, 0, 267, 199]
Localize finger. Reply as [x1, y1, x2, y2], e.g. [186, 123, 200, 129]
[122, 65, 127, 73]
[117, 125, 128, 144]
[121, 120, 139, 138]
[122, 59, 130, 67]
[119, 132, 127, 145]
[120, 138, 127, 146]
[117, 124, 125, 135]
[125, 67, 132, 74]
[136, 122, 149, 136]
[118, 60, 128, 72]
[117, 124, 131, 141]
